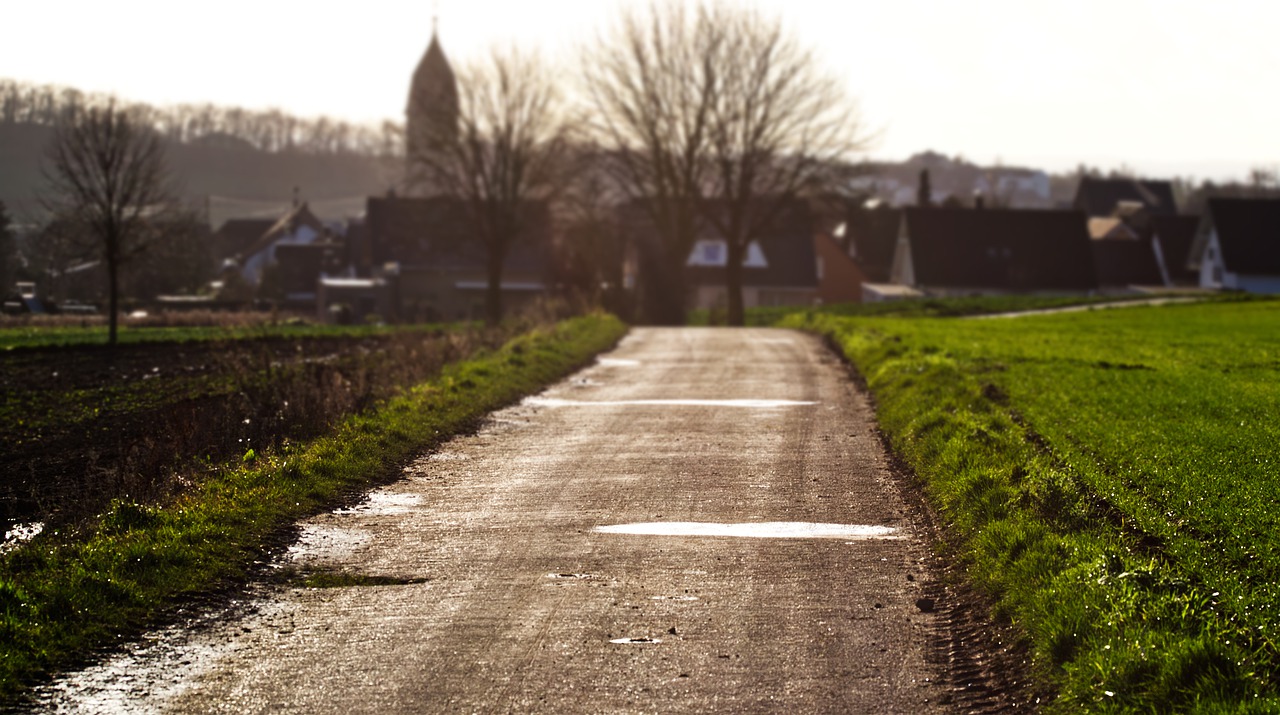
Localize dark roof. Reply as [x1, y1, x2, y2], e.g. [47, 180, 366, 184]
[844, 207, 900, 283]
[365, 196, 551, 274]
[1207, 198, 1280, 274]
[1150, 215, 1200, 284]
[1073, 178, 1178, 217]
[1091, 237, 1164, 287]
[902, 208, 1096, 291]
[616, 198, 819, 288]
[212, 219, 274, 261]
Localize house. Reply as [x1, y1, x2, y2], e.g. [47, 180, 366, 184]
[363, 196, 552, 322]
[1074, 178, 1178, 217]
[890, 208, 1097, 295]
[679, 200, 820, 311]
[230, 202, 330, 286]
[1149, 215, 1201, 286]
[1188, 198, 1280, 292]
[271, 241, 347, 307]
[813, 231, 865, 305]
[841, 205, 901, 284]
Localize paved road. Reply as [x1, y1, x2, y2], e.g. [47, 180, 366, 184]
[40, 327, 947, 713]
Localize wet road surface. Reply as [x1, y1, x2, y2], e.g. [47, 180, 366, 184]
[35, 327, 948, 713]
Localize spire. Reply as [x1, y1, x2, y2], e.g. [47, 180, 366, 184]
[405, 15, 460, 193]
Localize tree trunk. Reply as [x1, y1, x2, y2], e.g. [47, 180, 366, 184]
[725, 239, 745, 327]
[485, 246, 505, 327]
[107, 253, 119, 347]
[637, 237, 687, 326]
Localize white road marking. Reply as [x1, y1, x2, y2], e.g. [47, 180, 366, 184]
[592, 521, 901, 540]
[525, 397, 816, 409]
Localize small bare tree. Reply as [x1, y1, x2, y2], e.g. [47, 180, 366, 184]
[43, 100, 174, 344]
[407, 47, 573, 326]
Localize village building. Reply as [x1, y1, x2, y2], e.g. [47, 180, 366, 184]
[1074, 177, 1178, 217]
[1189, 198, 1280, 293]
[890, 208, 1097, 295]
[361, 196, 553, 322]
[1149, 214, 1202, 286]
[620, 198, 823, 312]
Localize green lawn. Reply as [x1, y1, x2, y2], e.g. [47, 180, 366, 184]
[780, 298, 1280, 713]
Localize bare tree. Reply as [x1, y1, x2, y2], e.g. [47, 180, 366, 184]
[580, 2, 721, 325]
[43, 100, 175, 344]
[583, 1, 867, 325]
[407, 47, 573, 326]
[694, 3, 869, 325]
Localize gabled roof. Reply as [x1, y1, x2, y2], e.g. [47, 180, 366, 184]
[1150, 215, 1200, 284]
[365, 196, 551, 274]
[1203, 198, 1280, 274]
[617, 197, 819, 289]
[238, 202, 327, 261]
[1074, 178, 1178, 217]
[212, 219, 275, 261]
[684, 200, 819, 288]
[901, 208, 1096, 291]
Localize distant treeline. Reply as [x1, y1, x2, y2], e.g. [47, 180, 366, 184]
[0, 79, 403, 157]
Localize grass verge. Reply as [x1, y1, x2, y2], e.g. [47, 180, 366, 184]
[778, 298, 1280, 713]
[0, 312, 626, 700]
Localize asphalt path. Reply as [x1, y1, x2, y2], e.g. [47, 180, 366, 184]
[36, 327, 950, 713]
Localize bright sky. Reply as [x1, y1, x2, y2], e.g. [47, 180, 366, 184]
[5, 0, 1277, 180]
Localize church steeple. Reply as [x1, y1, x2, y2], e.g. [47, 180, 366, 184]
[405, 23, 459, 189]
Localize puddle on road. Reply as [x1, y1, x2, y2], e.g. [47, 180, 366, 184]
[426, 451, 471, 462]
[334, 491, 421, 516]
[287, 524, 373, 563]
[524, 397, 816, 409]
[592, 521, 900, 540]
[597, 358, 641, 367]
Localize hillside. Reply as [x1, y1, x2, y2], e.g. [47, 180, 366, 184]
[0, 124, 399, 224]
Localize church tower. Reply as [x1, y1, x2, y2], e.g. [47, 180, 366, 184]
[405, 25, 459, 191]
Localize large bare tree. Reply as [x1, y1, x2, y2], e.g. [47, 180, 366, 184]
[583, 1, 868, 325]
[580, 2, 722, 325]
[701, 4, 868, 325]
[406, 47, 573, 326]
[43, 100, 175, 344]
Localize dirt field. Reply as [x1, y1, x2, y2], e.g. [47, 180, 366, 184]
[0, 331, 486, 530]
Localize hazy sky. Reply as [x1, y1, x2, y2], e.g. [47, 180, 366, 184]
[5, 0, 1277, 180]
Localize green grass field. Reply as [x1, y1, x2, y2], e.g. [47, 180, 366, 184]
[780, 298, 1280, 712]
